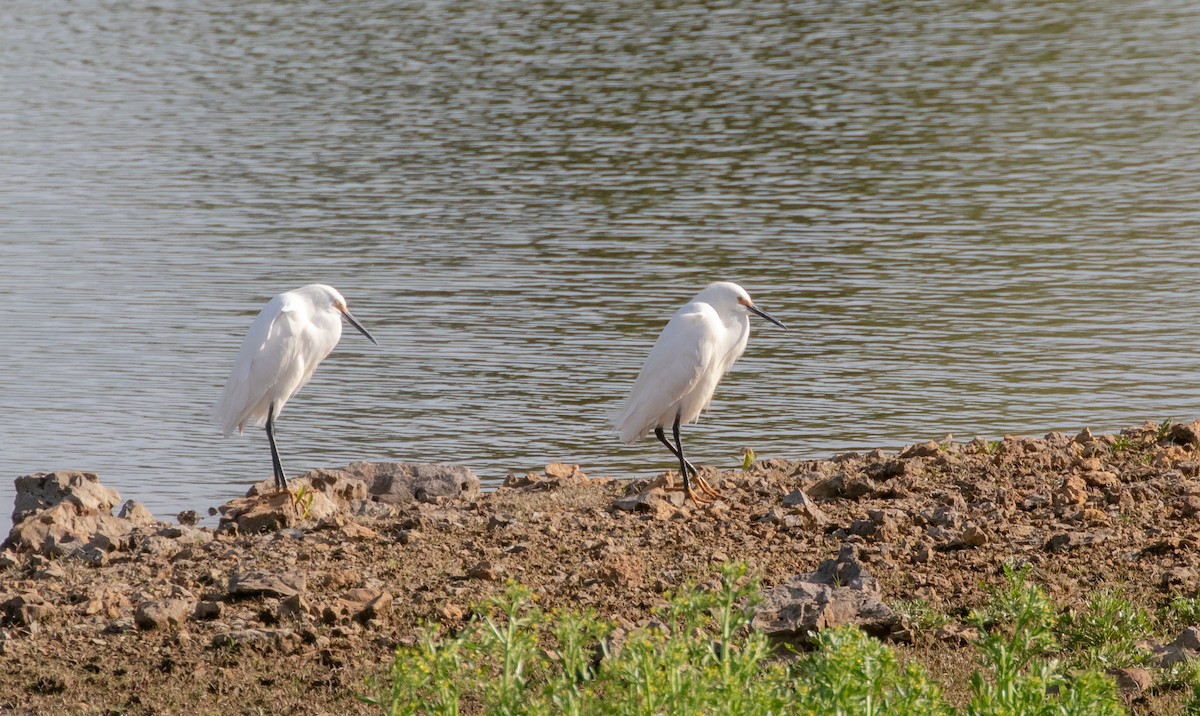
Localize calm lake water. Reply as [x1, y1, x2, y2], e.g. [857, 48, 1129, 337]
[4, 0, 1200, 531]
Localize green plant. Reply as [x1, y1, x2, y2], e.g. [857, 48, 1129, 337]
[472, 584, 542, 715]
[540, 608, 609, 714]
[968, 563, 1048, 631]
[977, 439, 1002, 456]
[291, 485, 315, 519]
[894, 599, 952, 632]
[1159, 657, 1200, 696]
[1157, 417, 1175, 442]
[363, 626, 463, 716]
[740, 447, 756, 470]
[363, 563, 1133, 716]
[1059, 590, 1152, 669]
[794, 627, 952, 716]
[1110, 434, 1135, 455]
[966, 564, 1124, 716]
[1162, 596, 1200, 630]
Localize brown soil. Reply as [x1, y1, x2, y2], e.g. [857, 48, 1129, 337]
[4, 421, 1200, 715]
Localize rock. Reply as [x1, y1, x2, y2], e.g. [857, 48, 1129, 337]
[1045, 533, 1076, 552]
[545, 462, 579, 479]
[752, 543, 906, 644]
[211, 628, 301, 652]
[220, 463, 479, 532]
[1054, 475, 1088, 507]
[177, 510, 199, 526]
[593, 554, 644, 587]
[1152, 627, 1200, 667]
[487, 514, 515, 531]
[117, 500, 156, 528]
[1, 593, 56, 626]
[918, 505, 963, 529]
[228, 570, 306, 599]
[135, 598, 192, 630]
[961, 523, 990, 547]
[1173, 626, 1200, 651]
[278, 594, 311, 621]
[339, 521, 380, 541]
[104, 618, 137, 634]
[779, 490, 828, 528]
[1082, 471, 1120, 490]
[759, 507, 789, 525]
[31, 562, 66, 580]
[1169, 421, 1200, 447]
[806, 474, 844, 500]
[611, 488, 684, 519]
[1161, 566, 1199, 592]
[899, 441, 941, 459]
[136, 535, 179, 557]
[245, 473, 367, 505]
[932, 622, 978, 644]
[217, 490, 338, 534]
[1108, 667, 1152, 697]
[1179, 495, 1200, 518]
[503, 464, 612, 491]
[316, 515, 380, 541]
[781, 489, 808, 507]
[5, 472, 156, 557]
[865, 459, 918, 481]
[1074, 427, 1094, 444]
[807, 473, 876, 501]
[11, 471, 120, 524]
[467, 561, 502, 582]
[299, 462, 479, 504]
[77, 586, 130, 619]
[323, 589, 392, 624]
[194, 601, 223, 621]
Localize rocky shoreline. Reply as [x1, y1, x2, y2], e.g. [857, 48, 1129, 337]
[5, 421, 1200, 714]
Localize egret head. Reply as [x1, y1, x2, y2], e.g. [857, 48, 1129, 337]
[306, 284, 379, 345]
[700, 282, 788, 330]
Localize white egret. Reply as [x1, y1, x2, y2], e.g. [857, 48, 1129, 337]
[214, 284, 378, 491]
[613, 281, 787, 506]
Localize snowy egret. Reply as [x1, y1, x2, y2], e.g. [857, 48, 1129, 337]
[214, 284, 378, 491]
[613, 281, 786, 506]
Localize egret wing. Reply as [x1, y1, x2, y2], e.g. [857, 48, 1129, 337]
[614, 307, 718, 442]
[213, 294, 306, 436]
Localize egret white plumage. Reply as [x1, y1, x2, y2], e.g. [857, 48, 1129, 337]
[214, 284, 378, 491]
[613, 281, 786, 506]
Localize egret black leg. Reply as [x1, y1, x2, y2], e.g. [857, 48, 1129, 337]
[657, 424, 722, 500]
[673, 413, 711, 506]
[265, 402, 288, 491]
[655, 426, 698, 477]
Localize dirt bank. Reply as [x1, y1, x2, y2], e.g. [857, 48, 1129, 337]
[4, 421, 1200, 714]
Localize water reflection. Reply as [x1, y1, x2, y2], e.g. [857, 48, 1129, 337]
[2, 0, 1200, 531]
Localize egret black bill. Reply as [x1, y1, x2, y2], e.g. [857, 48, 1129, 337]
[339, 307, 379, 345]
[747, 304, 787, 330]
